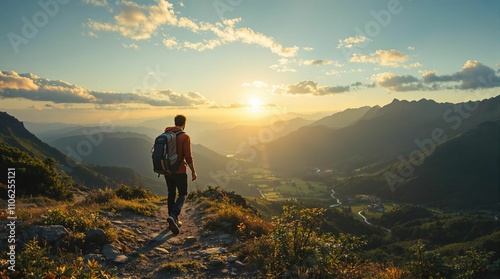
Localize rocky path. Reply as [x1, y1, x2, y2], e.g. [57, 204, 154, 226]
[100, 201, 257, 279]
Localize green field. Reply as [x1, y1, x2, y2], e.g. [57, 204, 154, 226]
[231, 168, 331, 201]
[231, 168, 402, 224]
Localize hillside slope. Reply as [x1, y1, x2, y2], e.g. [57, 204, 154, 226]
[335, 120, 500, 209]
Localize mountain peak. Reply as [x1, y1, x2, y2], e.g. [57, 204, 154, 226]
[0, 111, 26, 132]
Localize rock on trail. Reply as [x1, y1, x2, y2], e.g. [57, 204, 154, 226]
[100, 201, 256, 279]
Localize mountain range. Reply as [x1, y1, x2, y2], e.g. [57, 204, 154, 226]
[259, 96, 500, 209]
[1, 96, 498, 209]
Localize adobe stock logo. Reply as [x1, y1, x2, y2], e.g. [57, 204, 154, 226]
[213, 0, 244, 20]
[340, 0, 409, 61]
[384, 101, 480, 192]
[7, 0, 71, 54]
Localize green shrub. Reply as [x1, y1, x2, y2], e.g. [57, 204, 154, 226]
[115, 184, 154, 200]
[407, 240, 451, 279]
[204, 199, 271, 238]
[76, 185, 159, 216]
[81, 187, 117, 205]
[101, 198, 158, 216]
[0, 144, 74, 201]
[452, 249, 495, 279]
[6, 240, 117, 279]
[244, 205, 366, 278]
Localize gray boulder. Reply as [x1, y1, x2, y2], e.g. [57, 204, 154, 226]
[23, 225, 68, 243]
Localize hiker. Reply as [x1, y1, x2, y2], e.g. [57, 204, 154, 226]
[164, 114, 197, 234]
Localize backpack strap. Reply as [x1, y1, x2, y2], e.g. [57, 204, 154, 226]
[174, 130, 185, 136]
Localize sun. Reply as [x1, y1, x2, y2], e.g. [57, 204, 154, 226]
[248, 97, 262, 111]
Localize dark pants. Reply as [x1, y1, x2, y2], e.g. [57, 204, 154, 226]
[165, 173, 188, 218]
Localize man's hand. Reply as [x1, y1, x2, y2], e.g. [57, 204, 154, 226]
[191, 171, 197, 181]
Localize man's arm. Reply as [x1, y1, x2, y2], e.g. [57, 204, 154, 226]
[184, 135, 197, 181]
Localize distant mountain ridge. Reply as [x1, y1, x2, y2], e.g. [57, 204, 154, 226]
[47, 130, 250, 189]
[262, 96, 500, 173]
[198, 117, 313, 154]
[309, 106, 374, 128]
[0, 112, 142, 190]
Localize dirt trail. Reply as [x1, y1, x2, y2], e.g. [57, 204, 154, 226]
[102, 201, 256, 279]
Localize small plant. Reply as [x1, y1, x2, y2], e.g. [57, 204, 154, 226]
[12, 240, 116, 279]
[80, 187, 116, 205]
[115, 183, 154, 200]
[43, 208, 104, 232]
[101, 198, 158, 216]
[204, 200, 271, 238]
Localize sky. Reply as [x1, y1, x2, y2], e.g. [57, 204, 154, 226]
[1, 0, 499, 124]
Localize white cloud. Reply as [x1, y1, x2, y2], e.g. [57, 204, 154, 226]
[88, 0, 177, 40]
[270, 58, 296, 72]
[350, 49, 409, 68]
[0, 71, 39, 92]
[325, 68, 364, 76]
[82, 0, 112, 11]
[163, 37, 179, 48]
[300, 59, 342, 66]
[88, 0, 298, 57]
[123, 43, 140, 50]
[337, 36, 370, 48]
[404, 62, 422, 69]
[183, 39, 221, 51]
[178, 17, 199, 32]
[242, 81, 268, 88]
[272, 80, 351, 96]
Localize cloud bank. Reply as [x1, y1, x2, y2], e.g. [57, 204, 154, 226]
[0, 70, 209, 107]
[88, 0, 298, 57]
[273, 80, 351, 96]
[374, 60, 500, 92]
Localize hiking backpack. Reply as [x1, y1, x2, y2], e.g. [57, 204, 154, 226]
[151, 130, 184, 176]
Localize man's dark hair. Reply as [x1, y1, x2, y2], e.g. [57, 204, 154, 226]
[174, 115, 187, 126]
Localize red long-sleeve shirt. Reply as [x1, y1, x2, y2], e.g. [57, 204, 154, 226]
[164, 126, 193, 174]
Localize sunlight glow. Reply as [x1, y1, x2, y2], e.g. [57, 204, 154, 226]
[249, 97, 262, 111]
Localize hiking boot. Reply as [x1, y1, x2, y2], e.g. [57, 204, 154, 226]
[167, 215, 180, 234]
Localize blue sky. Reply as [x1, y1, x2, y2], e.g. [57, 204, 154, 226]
[1, 0, 499, 123]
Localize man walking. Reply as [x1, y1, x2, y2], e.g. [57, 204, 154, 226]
[164, 114, 196, 234]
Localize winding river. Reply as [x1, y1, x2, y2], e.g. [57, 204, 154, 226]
[329, 188, 391, 233]
[329, 189, 342, 207]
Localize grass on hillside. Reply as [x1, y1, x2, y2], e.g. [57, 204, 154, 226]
[188, 186, 271, 238]
[77, 184, 164, 216]
[1, 183, 162, 279]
